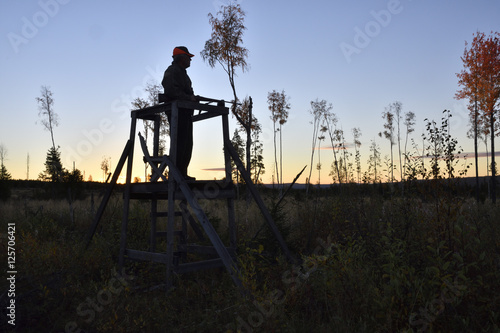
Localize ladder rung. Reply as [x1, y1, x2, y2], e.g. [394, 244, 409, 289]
[155, 231, 183, 238]
[153, 211, 182, 218]
[177, 244, 236, 257]
[175, 259, 225, 274]
[125, 250, 228, 272]
[125, 249, 169, 264]
[142, 156, 168, 163]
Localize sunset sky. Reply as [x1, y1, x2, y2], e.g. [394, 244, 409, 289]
[1, 0, 499, 184]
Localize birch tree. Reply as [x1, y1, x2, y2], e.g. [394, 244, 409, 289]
[380, 105, 395, 183]
[201, 1, 253, 179]
[36, 86, 59, 150]
[352, 127, 362, 183]
[307, 99, 330, 193]
[392, 101, 403, 182]
[318, 103, 343, 184]
[268, 90, 290, 187]
[368, 139, 381, 183]
[403, 111, 416, 180]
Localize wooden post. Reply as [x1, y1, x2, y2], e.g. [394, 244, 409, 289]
[166, 101, 179, 289]
[222, 111, 237, 249]
[153, 114, 160, 157]
[119, 111, 137, 271]
[169, 101, 179, 167]
[150, 114, 161, 252]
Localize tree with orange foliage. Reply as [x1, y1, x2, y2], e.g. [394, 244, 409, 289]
[456, 31, 500, 202]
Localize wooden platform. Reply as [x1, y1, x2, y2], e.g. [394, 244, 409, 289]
[129, 180, 235, 200]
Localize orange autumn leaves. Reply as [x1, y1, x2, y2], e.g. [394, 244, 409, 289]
[456, 31, 500, 131]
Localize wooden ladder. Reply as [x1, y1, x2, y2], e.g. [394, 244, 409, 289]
[123, 132, 242, 290]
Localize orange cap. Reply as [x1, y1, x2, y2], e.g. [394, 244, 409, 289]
[173, 46, 194, 57]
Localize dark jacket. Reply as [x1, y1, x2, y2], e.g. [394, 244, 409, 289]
[161, 62, 194, 102]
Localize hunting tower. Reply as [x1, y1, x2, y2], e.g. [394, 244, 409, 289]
[86, 96, 295, 291]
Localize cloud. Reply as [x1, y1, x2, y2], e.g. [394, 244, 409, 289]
[201, 167, 226, 172]
[470, 152, 500, 158]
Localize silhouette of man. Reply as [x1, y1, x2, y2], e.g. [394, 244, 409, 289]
[161, 46, 198, 181]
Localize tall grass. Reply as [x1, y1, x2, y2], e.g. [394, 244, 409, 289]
[1, 183, 499, 332]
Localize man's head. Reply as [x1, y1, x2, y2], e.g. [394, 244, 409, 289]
[172, 46, 194, 69]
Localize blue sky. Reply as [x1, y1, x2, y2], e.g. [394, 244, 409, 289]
[1, 0, 499, 183]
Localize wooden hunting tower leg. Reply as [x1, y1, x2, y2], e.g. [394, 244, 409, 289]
[119, 112, 137, 271]
[149, 114, 161, 252]
[223, 112, 237, 248]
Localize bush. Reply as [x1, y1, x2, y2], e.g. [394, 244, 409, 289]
[0, 180, 11, 201]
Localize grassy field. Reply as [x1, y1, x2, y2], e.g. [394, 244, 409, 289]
[1, 180, 499, 332]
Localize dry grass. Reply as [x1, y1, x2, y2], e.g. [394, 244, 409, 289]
[1, 183, 499, 332]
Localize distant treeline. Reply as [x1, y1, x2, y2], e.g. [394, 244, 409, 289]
[2, 179, 124, 201]
[1, 175, 496, 202]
